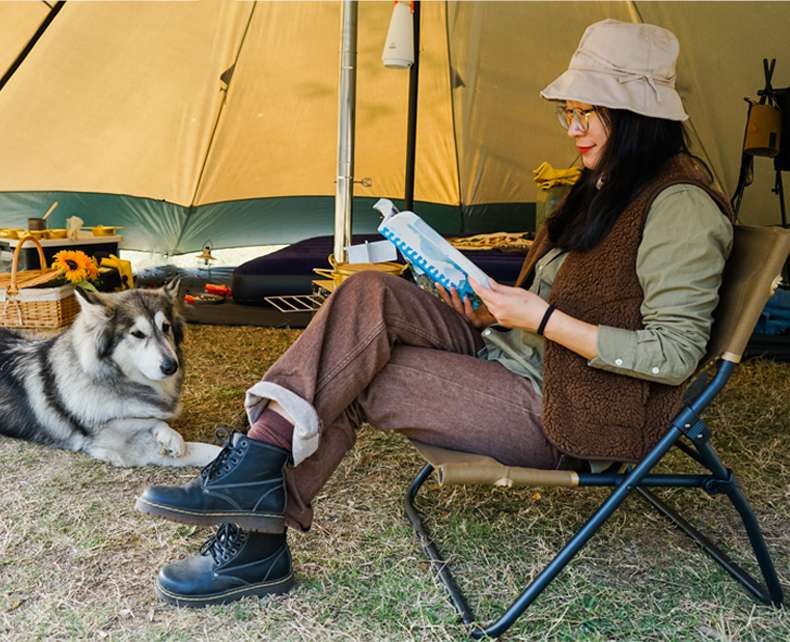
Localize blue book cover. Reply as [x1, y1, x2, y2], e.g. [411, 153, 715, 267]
[375, 199, 490, 306]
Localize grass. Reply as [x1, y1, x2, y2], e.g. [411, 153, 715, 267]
[1, 324, 788, 641]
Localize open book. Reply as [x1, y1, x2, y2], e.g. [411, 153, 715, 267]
[375, 199, 490, 307]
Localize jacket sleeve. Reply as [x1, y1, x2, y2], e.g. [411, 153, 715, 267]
[587, 184, 733, 385]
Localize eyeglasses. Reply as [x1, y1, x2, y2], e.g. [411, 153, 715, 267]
[555, 105, 597, 133]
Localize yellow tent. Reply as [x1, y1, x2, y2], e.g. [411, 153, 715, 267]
[0, 1, 787, 254]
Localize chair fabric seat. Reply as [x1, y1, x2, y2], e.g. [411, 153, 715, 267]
[410, 440, 580, 488]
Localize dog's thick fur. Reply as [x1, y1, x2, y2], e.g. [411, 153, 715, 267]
[0, 282, 220, 467]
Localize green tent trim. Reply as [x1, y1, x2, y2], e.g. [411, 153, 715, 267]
[0, 191, 535, 254]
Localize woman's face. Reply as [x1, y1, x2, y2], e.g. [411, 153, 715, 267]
[564, 100, 609, 170]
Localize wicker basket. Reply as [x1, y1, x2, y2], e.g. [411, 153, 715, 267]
[0, 235, 77, 329]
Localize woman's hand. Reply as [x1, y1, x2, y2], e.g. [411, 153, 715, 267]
[468, 277, 549, 331]
[470, 277, 600, 359]
[435, 283, 496, 329]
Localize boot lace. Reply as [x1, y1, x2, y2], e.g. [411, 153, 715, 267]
[200, 523, 248, 565]
[200, 429, 245, 482]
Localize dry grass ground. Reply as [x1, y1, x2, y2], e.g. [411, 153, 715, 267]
[1, 324, 788, 641]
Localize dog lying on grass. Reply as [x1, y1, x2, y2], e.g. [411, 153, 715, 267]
[0, 281, 220, 467]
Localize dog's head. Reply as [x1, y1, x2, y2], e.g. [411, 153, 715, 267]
[74, 279, 186, 382]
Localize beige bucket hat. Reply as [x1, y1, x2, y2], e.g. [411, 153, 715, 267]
[541, 19, 689, 121]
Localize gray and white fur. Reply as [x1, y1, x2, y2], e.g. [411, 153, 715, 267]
[0, 281, 220, 467]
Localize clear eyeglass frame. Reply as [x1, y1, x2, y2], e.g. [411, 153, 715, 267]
[555, 105, 597, 133]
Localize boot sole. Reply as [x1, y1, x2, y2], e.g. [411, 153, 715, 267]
[155, 573, 295, 608]
[134, 497, 285, 533]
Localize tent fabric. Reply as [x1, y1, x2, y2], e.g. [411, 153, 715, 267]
[0, 1, 249, 203]
[446, 0, 790, 218]
[0, 1, 788, 254]
[0, 1, 457, 205]
[194, 0, 458, 206]
[0, 1, 50, 80]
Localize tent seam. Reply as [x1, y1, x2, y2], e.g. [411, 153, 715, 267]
[0, 0, 66, 93]
[443, 0, 464, 234]
[171, 1, 258, 255]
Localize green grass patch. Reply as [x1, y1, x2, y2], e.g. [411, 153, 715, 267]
[0, 326, 788, 641]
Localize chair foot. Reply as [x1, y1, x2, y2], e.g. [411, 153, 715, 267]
[637, 487, 784, 606]
[404, 463, 475, 625]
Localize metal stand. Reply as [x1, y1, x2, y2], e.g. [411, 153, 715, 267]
[404, 360, 784, 639]
[264, 293, 325, 314]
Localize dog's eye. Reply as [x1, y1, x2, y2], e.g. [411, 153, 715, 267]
[131, 330, 146, 339]
[161, 322, 171, 334]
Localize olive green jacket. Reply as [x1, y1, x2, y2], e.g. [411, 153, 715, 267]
[479, 183, 734, 393]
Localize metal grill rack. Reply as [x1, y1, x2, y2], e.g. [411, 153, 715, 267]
[264, 292, 326, 314]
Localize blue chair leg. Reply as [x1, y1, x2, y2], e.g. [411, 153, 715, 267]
[637, 436, 784, 606]
[404, 425, 687, 639]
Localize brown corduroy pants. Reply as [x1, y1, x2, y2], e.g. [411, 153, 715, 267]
[256, 271, 565, 531]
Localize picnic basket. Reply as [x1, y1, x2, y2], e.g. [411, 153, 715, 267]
[0, 235, 77, 329]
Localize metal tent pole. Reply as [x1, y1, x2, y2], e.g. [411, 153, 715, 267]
[404, 1, 420, 211]
[334, 0, 359, 265]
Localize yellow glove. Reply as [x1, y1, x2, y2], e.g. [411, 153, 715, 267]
[533, 162, 582, 190]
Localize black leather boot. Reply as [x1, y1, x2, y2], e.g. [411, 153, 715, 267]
[155, 523, 294, 607]
[135, 432, 288, 533]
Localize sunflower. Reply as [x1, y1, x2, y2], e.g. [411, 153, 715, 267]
[51, 250, 96, 285]
[85, 256, 100, 280]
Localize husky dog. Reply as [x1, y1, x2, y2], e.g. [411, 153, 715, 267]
[0, 281, 221, 467]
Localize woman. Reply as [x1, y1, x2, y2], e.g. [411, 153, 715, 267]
[136, 19, 733, 607]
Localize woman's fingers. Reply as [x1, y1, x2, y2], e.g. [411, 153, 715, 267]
[437, 283, 466, 316]
[438, 281, 496, 327]
[463, 294, 475, 318]
[437, 284, 460, 313]
[468, 277, 489, 302]
[449, 287, 466, 315]
[435, 283, 451, 305]
[469, 276, 499, 293]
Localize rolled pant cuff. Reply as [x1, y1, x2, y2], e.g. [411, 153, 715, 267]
[245, 381, 321, 466]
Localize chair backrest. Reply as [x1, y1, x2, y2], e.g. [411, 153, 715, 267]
[706, 225, 790, 363]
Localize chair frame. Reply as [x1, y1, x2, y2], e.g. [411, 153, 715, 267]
[405, 356, 785, 640]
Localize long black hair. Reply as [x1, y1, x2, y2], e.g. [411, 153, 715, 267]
[546, 107, 712, 251]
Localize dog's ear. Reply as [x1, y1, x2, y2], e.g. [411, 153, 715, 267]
[74, 285, 103, 306]
[74, 286, 111, 319]
[74, 287, 115, 358]
[162, 278, 181, 301]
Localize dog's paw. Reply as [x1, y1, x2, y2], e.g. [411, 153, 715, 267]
[181, 442, 223, 467]
[152, 423, 186, 458]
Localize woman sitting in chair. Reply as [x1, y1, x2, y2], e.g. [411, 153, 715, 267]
[136, 19, 734, 607]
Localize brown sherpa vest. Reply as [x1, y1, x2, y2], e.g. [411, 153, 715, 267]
[516, 155, 734, 462]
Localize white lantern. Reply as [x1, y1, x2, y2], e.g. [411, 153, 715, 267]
[382, 1, 414, 69]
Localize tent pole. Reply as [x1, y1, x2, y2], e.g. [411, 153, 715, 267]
[0, 1, 66, 93]
[404, 0, 421, 211]
[334, 0, 359, 264]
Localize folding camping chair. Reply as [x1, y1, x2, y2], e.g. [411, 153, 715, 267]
[404, 224, 790, 639]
